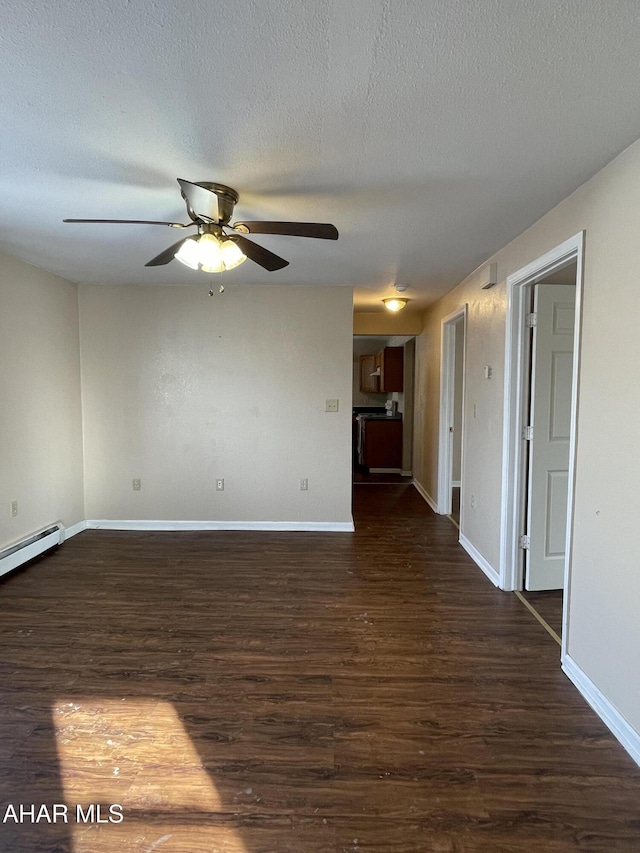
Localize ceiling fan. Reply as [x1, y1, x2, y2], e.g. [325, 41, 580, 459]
[64, 179, 339, 273]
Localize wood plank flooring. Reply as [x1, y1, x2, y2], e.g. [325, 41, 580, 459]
[450, 487, 461, 527]
[352, 472, 413, 484]
[520, 589, 564, 639]
[1, 484, 639, 852]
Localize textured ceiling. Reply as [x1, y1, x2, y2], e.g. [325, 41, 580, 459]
[1, 1, 640, 312]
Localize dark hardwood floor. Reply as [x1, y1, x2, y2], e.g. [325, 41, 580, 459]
[520, 589, 564, 639]
[1, 484, 639, 852]
[450, 486, 460, 527]
[353, 471, 413, 484]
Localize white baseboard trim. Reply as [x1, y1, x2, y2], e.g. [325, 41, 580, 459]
[63, 520, 88, 540]
[459, 534, 500, 587]
[562, 654, 640, 769]
[412, 479, 438, 513]
[86, 519, 355, 533]
[451, 480, 461, 488]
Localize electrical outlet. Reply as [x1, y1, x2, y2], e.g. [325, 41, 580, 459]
[470, 493, 475, 509]
[473, 403, 477, 419]
[216, 478, 224, 491]
[10, 500, 18, 517]
[325, 399, 339, 412]
[132, 478, 141, 491]
[300, 478, 308, 491]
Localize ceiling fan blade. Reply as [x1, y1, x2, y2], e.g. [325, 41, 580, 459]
[233, 221, 338, 240]
[177, 179, 219, 223]
[145, 237, 194, 267]
[226, 234, 289, 272]
[63, 219, 192, 227]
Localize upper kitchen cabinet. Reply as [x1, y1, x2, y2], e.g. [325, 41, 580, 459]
[377, 346, 404, 392]
[359, 346, 404, 393]
[359, 353, 379, 393]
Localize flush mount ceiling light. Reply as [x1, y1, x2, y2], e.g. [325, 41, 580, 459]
[383, 297, 408, 312]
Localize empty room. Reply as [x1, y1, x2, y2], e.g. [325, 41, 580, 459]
[2, 2, 640, 851]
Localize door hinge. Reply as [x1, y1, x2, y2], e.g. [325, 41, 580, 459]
[519, 534, 530, 550]
[522, 425, 533, 440]
[526, 312, 537, 328]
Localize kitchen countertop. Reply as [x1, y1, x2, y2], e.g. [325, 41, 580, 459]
[357, 413, 402, 420]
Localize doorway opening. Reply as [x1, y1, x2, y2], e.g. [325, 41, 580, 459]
[352, 335, 415, 485]
[437, 306, 467, 525]
[500, 232, 584, 655]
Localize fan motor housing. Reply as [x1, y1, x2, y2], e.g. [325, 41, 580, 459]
[184, 182, 239, 224]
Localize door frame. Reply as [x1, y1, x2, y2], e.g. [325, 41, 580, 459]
[499, 232, 584, 656]
[437, 305, 467, 515]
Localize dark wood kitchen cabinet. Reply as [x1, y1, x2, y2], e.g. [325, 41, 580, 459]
[359, 347, 404, 393]
[359, 354, 379, 393]
[361, 418, 403, 469]
[378, 346, 403, 392]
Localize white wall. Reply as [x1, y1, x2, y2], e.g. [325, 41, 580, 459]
[414, 135, 640, 738]
[0, 253, 84, 550]
[79, 284, 353, 527]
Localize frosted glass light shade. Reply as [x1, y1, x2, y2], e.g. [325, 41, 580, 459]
[383, 298, 407, 312]
[174, 233, 248, 273]
[174, 238, 201, 270]
[220, 239, 246, 270]
[198, 234, 224, 273]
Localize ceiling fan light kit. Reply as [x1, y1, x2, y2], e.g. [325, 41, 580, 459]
[175, 233, 247, 273]
[63, 179, 338, 276]
[383, 297, 408, 312]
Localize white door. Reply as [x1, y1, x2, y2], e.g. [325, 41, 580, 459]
[525, 283, 575, 590]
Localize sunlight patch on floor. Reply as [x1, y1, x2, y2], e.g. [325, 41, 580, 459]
[51, 697, 247, 852]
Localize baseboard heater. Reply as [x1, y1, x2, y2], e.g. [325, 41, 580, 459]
[0, 524, 64, 579]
